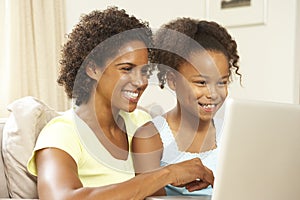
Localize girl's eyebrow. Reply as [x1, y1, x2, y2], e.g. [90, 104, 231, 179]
[190, 74, 208, 78]
[220, 74, 230, 79]
[191, 74, 230, 79]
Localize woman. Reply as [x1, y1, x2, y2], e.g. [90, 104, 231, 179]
[132, 18, 242, 196]
[27, 8, 214, 200]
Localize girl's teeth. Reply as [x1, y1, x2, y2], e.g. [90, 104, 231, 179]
[203, 104, 216, 109]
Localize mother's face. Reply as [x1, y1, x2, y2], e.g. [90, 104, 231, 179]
[95, 40, 149, 113]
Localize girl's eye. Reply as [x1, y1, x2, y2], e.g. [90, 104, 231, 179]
[218, 80, 228, 86]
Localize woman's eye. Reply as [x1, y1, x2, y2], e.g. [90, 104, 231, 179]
[195, 80, 206, 86]
[121, 66, 133, 72]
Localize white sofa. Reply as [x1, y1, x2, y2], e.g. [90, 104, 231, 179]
[0, 95, 162, 199]
[0, 96, 59, 199]
[0, 119, 39, 199]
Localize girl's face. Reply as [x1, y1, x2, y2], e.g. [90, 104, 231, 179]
[172, 50, 229, 121]
[95, 40, 149, 113]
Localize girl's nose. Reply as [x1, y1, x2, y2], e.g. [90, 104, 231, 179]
[206, 86, 218, 99]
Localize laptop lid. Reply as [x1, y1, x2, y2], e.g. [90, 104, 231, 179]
[212, 98, 300, 200]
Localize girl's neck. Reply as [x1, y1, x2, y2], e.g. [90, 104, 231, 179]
[166, 104, 216, 153]
[167, 104, 211, 133]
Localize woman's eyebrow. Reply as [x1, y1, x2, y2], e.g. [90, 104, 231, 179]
[115, 62, 136, 67]
[115, 63, 149, 68]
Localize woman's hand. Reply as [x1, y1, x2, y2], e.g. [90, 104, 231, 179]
[166, 158, 214, 191]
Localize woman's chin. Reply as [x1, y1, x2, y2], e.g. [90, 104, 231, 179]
[121, 104, 137, 113]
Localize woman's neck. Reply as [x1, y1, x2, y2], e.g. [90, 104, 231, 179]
[75, 98, 129, 160]
[76, 94, 120, 129]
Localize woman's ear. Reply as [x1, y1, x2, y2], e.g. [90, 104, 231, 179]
[85, 60, 101, 81]
[166, 71, 176, 91]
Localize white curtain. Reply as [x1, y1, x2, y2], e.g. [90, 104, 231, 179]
[0, 0, 70, 117]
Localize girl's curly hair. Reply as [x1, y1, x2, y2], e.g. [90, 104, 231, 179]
[57, 7, 153, 105]
[152, 18, 242, 88]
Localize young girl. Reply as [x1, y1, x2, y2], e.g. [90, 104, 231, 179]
[27, 8, 214, 200]
[132, 18, 242, 196]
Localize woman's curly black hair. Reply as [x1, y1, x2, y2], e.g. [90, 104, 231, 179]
[57, 7, 153, 105]
[152, 17, 242, 88]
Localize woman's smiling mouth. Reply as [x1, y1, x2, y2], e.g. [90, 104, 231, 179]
[122, 90, 139, 102]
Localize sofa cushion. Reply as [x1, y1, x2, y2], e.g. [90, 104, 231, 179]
[2, 96, 60, 198]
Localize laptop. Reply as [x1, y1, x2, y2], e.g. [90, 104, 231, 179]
[146, 98, 300, 200]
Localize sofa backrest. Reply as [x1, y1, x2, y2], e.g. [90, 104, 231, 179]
[0, 119, 9, 198]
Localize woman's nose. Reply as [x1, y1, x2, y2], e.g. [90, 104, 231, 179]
[131, 71, 147, 87]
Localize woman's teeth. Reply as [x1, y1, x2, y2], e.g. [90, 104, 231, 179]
[124, 91, 138, 99]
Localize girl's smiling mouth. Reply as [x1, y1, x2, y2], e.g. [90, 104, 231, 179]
[198, 102, 218, 112]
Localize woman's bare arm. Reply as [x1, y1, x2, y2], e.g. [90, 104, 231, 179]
[36, 147, 171, 200]
[36, 140, 214, 200]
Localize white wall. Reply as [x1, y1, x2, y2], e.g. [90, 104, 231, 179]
[65, 0, 300, 106]
[295, 0, 300, 103]
[65, 0, 206, 33]
[226, 0, 299, 104]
